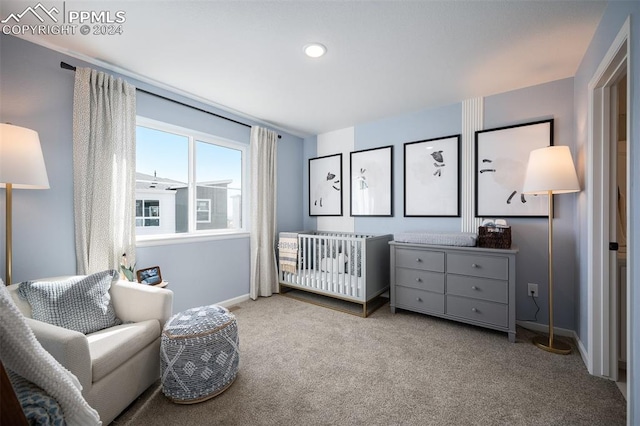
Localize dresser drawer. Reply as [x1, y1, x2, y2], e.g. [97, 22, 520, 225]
[396, 286, 444, 314]
[447, 253, 508, 280]
[396, 268, 444, 293]
[395, 248, 444, 272]
[447, 275, 507, 304]
[445, 295, 507, 328]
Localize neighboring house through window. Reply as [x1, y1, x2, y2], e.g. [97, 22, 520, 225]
[135, 117, 247, 239]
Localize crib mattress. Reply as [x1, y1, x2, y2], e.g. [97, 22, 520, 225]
[393, 232, 477, 247]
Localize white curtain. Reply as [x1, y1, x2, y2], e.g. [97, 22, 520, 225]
[250, 126, 278, 299]
[72, 68, 136, 275]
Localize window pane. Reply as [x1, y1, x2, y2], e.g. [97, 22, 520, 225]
[196, 199, 210, 223]
[145, 200, 160, 217]
[136, 126, 188, 235]
[195, 141, 242, 230]
[196, 200, 209, 211]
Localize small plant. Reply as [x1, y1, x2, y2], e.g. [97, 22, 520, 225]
[120, 253, 136, 282]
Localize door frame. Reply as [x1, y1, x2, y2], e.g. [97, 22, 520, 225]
[587, 16, 630, 389]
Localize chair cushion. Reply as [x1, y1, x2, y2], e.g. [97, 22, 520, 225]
[18, 270, 122, 334]
[87, 319, 161, 382]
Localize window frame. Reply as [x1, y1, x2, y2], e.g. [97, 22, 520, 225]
[196, 198, 212, 224]
[136, 199, 161, 227]
[135, 116, 249, 244]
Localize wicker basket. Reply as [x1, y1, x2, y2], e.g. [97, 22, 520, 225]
[478, 226, 512, 249]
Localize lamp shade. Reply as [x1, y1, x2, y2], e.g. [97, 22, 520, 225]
[522, 145, 580, 195]
[0, 123, 49, 189]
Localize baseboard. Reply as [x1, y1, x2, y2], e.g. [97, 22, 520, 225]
[517, 321, 593, 371]
[573, 331, 591, 372]
[217, 293, 251, 308]
[516, 320, 575, 337]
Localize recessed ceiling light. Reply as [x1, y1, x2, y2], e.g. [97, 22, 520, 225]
[304, 43, 327, 58]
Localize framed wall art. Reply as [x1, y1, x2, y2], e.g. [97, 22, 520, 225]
[350, 145, 393, 216]
[309, 153, 343, 216]
[475, 119, 554, 217]
[404, 134, 461, 217]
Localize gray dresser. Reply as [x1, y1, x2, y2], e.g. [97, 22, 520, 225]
[389, 242, 518, 342]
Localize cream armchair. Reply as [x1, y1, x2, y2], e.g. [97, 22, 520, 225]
[7, 278, 173, 425]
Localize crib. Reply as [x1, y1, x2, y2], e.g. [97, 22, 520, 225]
[278, 231, 393, 317]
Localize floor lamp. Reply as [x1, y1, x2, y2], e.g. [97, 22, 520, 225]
[0, 124, 50, 285]
[522, 145, 580, 354]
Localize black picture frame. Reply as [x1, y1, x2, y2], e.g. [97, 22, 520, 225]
[404, 134, 461, 217]
[350, 145, 393, 217]
[475, 119, 554, 218]
[309, 153, 343, 216]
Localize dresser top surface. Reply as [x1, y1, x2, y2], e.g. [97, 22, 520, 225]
[389, 241, 519, 254]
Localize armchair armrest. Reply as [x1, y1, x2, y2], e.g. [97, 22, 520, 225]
[110, 280, 173, 326]
[24, 318, 92, 393]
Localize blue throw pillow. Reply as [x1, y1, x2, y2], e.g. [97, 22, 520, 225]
[18, 270, 122, 334]
[6, 368, 66, 426]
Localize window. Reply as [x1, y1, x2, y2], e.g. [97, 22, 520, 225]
[136, 199, 160, 227]
[135, 117, 247, 239]
[196, 199, 211, 223]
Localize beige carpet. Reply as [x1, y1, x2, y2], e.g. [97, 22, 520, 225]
[113, 295, 625, 425]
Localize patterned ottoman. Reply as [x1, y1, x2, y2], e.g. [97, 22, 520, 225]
[160, 305, 240, 404]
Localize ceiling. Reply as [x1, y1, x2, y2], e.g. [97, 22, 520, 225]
[1, 1, 607, 137]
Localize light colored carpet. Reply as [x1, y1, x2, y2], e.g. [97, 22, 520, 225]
[114, 295, 625, 425]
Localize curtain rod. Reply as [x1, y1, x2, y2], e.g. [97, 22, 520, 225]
[60, 61, 281, 139]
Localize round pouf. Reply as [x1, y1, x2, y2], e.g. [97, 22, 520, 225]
[160, 305, 240, 404]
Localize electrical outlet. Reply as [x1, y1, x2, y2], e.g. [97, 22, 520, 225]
[528, 283, 539, 298]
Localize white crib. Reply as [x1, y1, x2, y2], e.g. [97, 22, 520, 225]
[278, 231, 393, 317]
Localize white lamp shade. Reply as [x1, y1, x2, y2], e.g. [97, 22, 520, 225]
[0, 123, 50, 189]
[522, 145, 580, 195]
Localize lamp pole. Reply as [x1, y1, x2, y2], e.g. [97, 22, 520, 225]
[532, 189, 571, 354]
[5, 183, 12, 285]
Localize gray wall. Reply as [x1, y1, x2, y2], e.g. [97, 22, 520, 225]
[484, 78, 576, 331]
[573, 0, 639, 418]
[0, 35, 77, 282]
[0, 34, 304, 313]
[354, 102, 463, 234]
[302, 79, 576, 330]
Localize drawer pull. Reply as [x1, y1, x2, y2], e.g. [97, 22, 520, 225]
[471, 286, 477, 290]
[416, 278, 422, 282]
[471, 307, 478, 312]
[416, 297, 422, 302]
[471, 263, 478, 268]
[416, 258, 422, 263]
